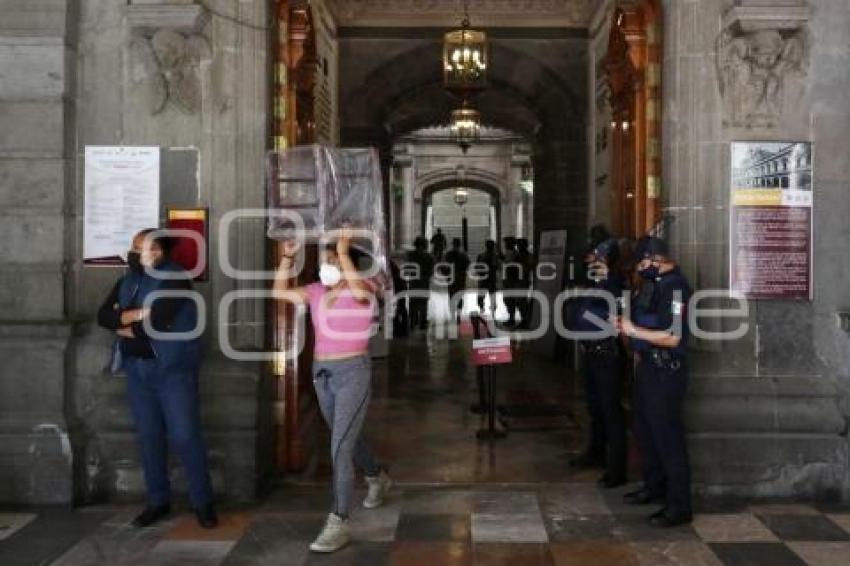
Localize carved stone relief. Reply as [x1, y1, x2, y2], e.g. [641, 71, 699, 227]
[716, 25, 809, 129]
[130, 28, 212, 115]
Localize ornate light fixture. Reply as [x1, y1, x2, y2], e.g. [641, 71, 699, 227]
[443, 0, 488, 95]
[454, 187, 469, 207]
[450, 102, 481, 154]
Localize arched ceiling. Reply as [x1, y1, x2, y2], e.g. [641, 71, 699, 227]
[340, 41, 585, 143]
[327, 0, 593, 28]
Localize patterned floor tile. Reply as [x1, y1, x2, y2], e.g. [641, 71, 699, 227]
[471, 542, 554, 565]
[150, 539, 237, 565]
[349, 500, 403, 542]
[748, 504, 820, 516]
[786, 542, 850, 566]
[402, 489, 476, 515]
[628, 541, 723, 565]
[389, 541, 471, 566]
[756, 514, 850, 542]
[471, 513, 548, 543]
[220, 514, 325, 565]
[612, 513, 699, 543]
[549, 542, 638, 566]
[0, 513, 36, 541]
[474, 491, 540, 515]
[0, 508, 109, 566]
[50, 524, 164, 566]
[395, 513, 470, 542]
[538, 485, 611, 518]
[708, 542, 808, 566]
[164, 511, 252, 541]
[303, 541, 392, 565]
[826, 514, 850, 535]
[542, 515, 619, 543]
[691, 514, 779, 543]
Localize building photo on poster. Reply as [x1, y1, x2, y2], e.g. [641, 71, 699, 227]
[729, 142, 813, 300]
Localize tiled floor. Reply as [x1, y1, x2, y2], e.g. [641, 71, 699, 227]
[3, 329, 850, 565]
[4, 489, 850, 565]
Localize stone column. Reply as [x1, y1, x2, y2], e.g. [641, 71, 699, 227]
[0, 0, 77, 504]
[661, 0, 848, 498]
[398, 152, 415, 249]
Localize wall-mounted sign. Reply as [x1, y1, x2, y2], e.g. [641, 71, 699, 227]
[167, 207, 209, 281]
[83, 146, 160, 265]
[730, 142, 813, 300]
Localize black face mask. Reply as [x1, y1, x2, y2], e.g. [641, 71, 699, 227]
[127, 251, 144, 274]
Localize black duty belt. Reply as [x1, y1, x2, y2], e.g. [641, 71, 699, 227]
[580, 337, 619, 356]
[646, 348, 684, 371]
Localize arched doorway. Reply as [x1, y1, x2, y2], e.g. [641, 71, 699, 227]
[421, 180, 502, 257]
[606, 0, 663, 237]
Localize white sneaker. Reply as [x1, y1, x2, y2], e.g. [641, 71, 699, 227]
[363, 470, 393, 509]
[309, 513, 350, 553]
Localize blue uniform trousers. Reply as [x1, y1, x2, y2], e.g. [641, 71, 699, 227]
[124, 357, 213, 509]
[635, 358, 691, 516]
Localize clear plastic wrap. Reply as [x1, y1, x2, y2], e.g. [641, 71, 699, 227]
[267, 145, 389, 282]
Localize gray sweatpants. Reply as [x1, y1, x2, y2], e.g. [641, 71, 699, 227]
[312, 355, 381, 517]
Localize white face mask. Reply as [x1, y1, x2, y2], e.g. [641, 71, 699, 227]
[319, 263, 342, 287]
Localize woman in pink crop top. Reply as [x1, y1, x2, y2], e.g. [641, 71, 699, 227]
[273, 230, 391, 554]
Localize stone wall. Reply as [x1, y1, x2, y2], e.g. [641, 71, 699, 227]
[0, 0, 274, 505]
[0, 0, 78, 505]
[659, 0, 850, 499]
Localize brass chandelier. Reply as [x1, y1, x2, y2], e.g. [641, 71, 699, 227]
[443, 0, 488, 153]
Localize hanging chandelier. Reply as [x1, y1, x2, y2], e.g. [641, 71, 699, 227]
[454, 187, 469, 207]
[450, 101, 481, 154]
[443, 0, 488, 96]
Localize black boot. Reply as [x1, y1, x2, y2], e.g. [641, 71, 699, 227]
[132, 504, 171, 528]
[194, 503, 219, 529]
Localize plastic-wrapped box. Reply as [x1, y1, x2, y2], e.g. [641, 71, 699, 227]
[266, 145, 389, 281]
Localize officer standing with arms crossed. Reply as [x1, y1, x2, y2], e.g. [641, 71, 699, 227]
[617, 237, 693, 527]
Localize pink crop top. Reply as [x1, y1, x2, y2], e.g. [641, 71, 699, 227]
[305, 282, 376, 356]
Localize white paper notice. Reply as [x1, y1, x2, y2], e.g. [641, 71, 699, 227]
[84, 146, 160, 262]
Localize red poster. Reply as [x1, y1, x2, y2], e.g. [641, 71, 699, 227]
[167, 208, 209, 281]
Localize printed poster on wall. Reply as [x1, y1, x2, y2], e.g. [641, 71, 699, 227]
[730, 142, 813, 300]
[84, 146, 160, 264]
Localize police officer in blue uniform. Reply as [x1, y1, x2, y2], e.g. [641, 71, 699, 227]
[98, 229, 217, 529]
[572, 239, 627, 487]
[618, 237, 693, 527]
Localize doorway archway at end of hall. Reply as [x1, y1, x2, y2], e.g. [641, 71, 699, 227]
[421, 180, 502, 258]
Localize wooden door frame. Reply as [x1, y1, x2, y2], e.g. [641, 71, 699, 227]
[271, 0, 320, 474]
[605, 0, 662, 238]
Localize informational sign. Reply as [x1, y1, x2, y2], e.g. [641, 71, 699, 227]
[730, 142, 813, 300]
[532, 229, 568, 356]
[472, 336, 513, 366]
[167, 207, 208, 281]
[84, 146, 160, 264]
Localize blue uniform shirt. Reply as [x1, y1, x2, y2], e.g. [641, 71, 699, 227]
[638, 267, 693, 357]
[573, 273, 623, 337]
